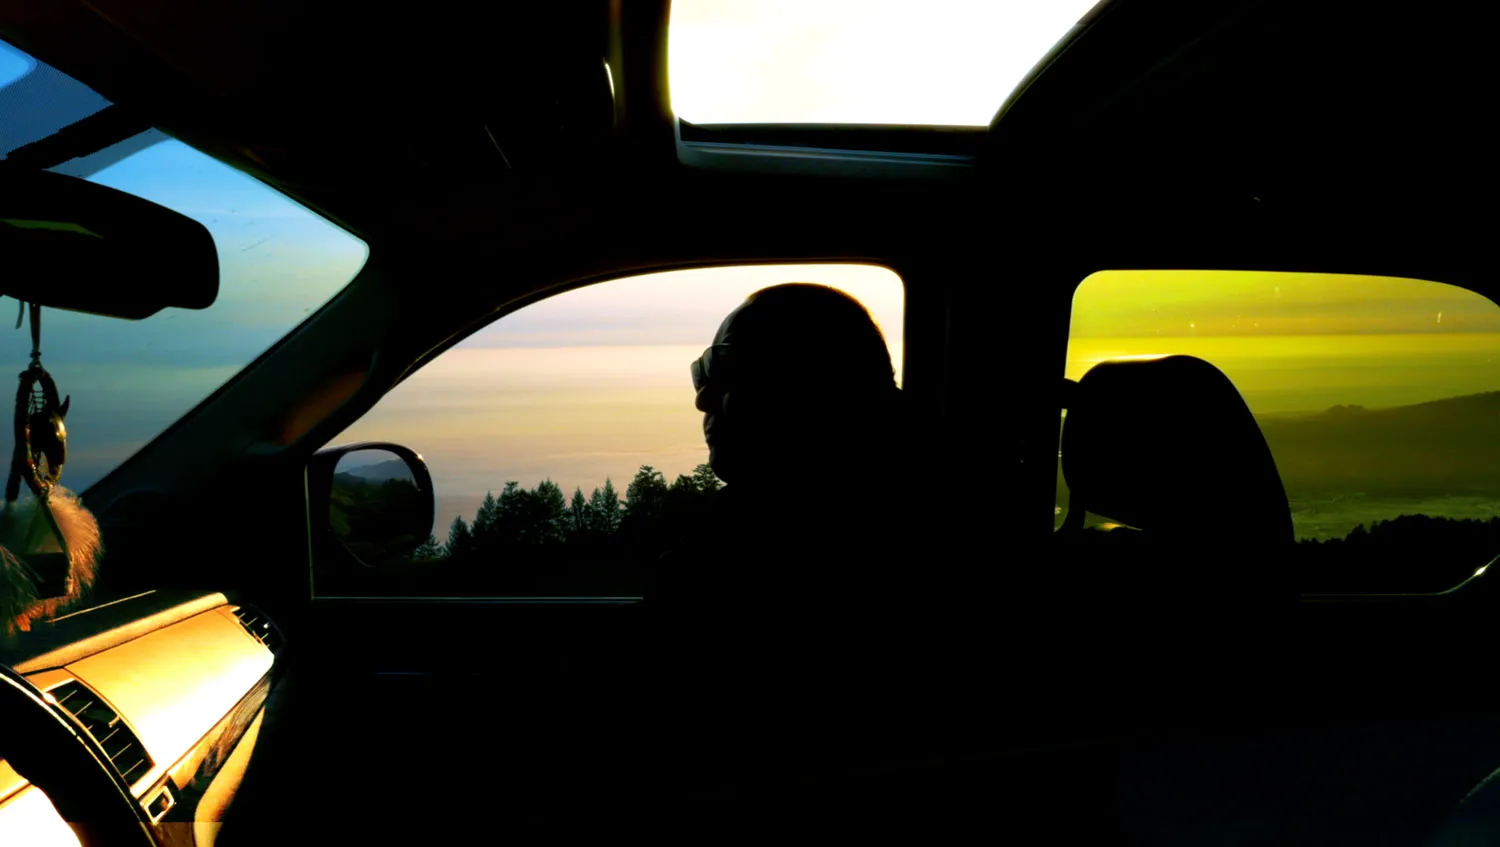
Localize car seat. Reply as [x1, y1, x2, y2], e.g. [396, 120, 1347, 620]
[1059, 354, 1294, 550]
[1055, 354, 1297, 719]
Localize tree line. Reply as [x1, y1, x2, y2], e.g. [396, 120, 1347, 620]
[1296, 513, 1500, 593]
[413, 463, 723, 565]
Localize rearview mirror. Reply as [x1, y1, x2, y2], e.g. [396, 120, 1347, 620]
[309, 443, 435, 569]
[0, 166, 218, 319]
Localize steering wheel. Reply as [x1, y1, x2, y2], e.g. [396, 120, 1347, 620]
[0, 665, 155, 846]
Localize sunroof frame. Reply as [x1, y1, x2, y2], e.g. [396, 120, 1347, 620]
[674, 119, 982, 180]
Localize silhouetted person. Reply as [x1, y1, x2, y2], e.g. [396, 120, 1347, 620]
[641, 283, 935, 799]
[651, 282, 915, 615]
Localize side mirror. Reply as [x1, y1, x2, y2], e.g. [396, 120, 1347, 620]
[309, 443, 435, 569]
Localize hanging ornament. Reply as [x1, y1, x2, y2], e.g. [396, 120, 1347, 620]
[0, 301, 100, 637]
[9, 302, 69, 502]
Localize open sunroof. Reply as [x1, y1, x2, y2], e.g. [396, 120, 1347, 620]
[668, 0, 1102, 128]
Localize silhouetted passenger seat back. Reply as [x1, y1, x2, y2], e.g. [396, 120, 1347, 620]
[1054, 355, 1297, 714]
[1062, 355, 1293, 544]
[1058, 354, 1297, 619]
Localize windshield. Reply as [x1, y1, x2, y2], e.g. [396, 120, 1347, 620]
[0, 41, 370, 492]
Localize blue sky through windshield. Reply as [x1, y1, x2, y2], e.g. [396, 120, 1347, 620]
[0, 42, 109, 156]
[0, 40, 369, 492]
[20, 138, 371, 491]
[0, 41, 33, 90]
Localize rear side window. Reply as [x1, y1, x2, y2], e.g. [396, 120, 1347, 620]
[1060, 270, 1500, 593]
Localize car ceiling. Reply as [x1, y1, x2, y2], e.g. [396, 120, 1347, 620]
[991, 0, 1496, 295]
[5, 0, 995, 301]
[1, 0, 1490, 278]
[2, 0, 632, 240]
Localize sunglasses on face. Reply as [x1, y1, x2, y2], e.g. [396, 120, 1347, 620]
[690, 344, 731, 392]
[692, 344, 831, 394]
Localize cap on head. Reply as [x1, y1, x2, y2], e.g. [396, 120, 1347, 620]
[700, 283, 898, 485]
[717, 283, 896, 395]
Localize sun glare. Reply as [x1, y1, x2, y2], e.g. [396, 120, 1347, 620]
[668, 0, 1101, 126]
[0, 787, 81, 846]
[0, 41, 35, 92]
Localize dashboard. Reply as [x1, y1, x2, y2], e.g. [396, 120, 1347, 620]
[0, 590, 281, 846]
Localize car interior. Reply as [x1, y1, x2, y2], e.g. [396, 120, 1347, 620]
[3, 0, 1500, 843]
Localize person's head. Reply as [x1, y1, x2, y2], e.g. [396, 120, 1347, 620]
[692, 283, 899, 485]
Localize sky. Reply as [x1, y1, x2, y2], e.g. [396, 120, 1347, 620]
[36, 137, 369, 492]
[0, 40, 374, 493]
[668, 0, 1101, 125]
[0, 42, 31, 88]
[1067, 271, 1500, 415]
[334, 264, 906, 536]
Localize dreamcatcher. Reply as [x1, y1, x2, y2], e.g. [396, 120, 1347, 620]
[8, 302, 69, 503]
[0, 301, 100, 636]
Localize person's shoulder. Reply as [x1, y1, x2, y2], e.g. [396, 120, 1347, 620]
[645, 486, 735, 602]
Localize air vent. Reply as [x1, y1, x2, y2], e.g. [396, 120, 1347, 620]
[232, 605, 284, 656]
[47, 680, 153, 787]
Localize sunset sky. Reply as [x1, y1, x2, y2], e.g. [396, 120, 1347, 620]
[334, 264, 905, 535]
[1068, 271, 1500, 414]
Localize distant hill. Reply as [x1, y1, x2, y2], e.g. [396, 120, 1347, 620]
[1256, 391, 1500, 495]
[1273, 391, 1500, 426]
[338, 459, 412, 484]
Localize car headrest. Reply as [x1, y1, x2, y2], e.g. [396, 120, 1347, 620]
[1061, 355, 1294, 547]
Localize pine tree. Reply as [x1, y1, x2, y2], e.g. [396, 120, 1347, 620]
[472, 491, 499, 540]
[495, 481, 527, 542]
[533, 479, 568, 544]
[691, 463, 722, 494]
[589, 478, 622, 534]
[413, 535, 443, 560]
[445, 515, 472, 558]
[624, 465, 669, 524]
[569, 486, 591, 538]
[586, 486, 607, 533]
